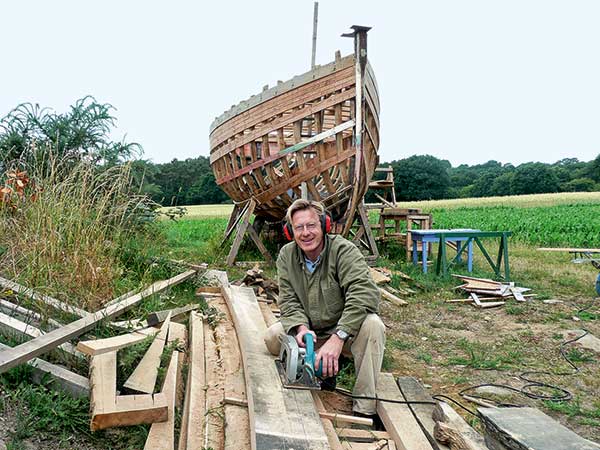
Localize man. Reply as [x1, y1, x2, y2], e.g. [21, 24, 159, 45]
[264, 199, 386, 418]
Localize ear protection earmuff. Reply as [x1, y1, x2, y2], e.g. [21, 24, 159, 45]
[283, 214, 332, 241]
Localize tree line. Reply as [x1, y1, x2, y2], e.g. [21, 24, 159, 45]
[1, 98, 598, 206]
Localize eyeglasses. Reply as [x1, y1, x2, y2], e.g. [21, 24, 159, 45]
[293, 222, 319, 233]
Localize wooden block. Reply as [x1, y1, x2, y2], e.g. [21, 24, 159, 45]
[377, 373, 434, 450]
[319, 412, 374, 426]
[0, 270, 197, 374]
[144, 351, 178, 449]
[478, 407, 600, 450]
[432, 402, 488, 450]
[123, 313, 171, 393]
[77, 327, 160, 356]
[178, 311, 206, 450]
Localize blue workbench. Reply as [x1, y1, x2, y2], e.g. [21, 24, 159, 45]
[411, 229, 512, 280]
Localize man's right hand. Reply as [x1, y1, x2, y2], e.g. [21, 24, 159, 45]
[295, 325, 316, 348]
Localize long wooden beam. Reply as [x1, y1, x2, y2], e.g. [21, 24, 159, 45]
[220, 282, 329, 450]
[0, 270, 197, 374]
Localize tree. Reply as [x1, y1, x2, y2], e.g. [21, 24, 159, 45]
[588, 154, 600, 182]
[510, 163, 559, 195]
[391, 155, 451, 201]
[0, 96, 141, 170]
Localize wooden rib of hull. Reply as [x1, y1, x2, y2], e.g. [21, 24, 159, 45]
[209, 54, 380, 223]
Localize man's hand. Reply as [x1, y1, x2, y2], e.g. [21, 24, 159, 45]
[295, 325, 316, 348]
[315, 334, 344, 377]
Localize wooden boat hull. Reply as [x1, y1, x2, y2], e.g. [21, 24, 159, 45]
[210, 51, 380, 227]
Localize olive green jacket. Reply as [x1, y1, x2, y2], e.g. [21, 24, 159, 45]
[276, 234, 380, 338]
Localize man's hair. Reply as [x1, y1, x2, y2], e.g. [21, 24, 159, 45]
[285, 199, 326, 224]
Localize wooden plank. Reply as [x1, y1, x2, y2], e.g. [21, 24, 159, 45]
[144, 351, 178, 450]
[319, 412, 373, 426]
[146, 303, 198, 327]
[220, 283, 329, 450]
[312, 391, 344, 450]
[432, 402, 488, 450]
[478, 407, 600, 450]
[211, 292, 251, 450]
[178, 311, 206, 450]
[336, 428, 391, 443]
[0, 298, 63, 328]
[0, 276, 89, 318]
[0, 270, 197, 374]
[90, 351, 117, 431]
[204, 319, 225, 450]
[226, 198, 256, 266]
[0, 310, 83, 360]
[123, 313, 171, 394]
[377, 372, 434, 450]
[396, 377, 450, 450]
[0, 341, 89, 398]
[98, 393, 167, 430]
[77, 327, 159, 356]
[167, 322, 186, 407]
[537, 247, 600, 253]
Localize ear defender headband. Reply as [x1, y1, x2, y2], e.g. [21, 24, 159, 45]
[283, 213, 332, 241]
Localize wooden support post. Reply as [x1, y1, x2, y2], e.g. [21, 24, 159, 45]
[226, 198, 256, 266]
[357, 201, 379, 259]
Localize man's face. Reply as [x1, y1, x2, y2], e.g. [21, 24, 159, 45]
[291, 208, 324, 259]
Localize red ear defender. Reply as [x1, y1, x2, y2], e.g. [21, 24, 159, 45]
[283, 222, 294, 241]
[321, 214, 332, 234]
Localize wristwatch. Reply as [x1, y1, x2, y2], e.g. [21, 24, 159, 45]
[335, 329, 350, 341]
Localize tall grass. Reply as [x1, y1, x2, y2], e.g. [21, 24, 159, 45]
[0, 151, 153, 311]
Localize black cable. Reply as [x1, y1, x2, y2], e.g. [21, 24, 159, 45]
[458, 329, 590, 406]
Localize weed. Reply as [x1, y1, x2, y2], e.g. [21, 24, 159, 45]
[337, 359, 356, 390]
[505, 304, 526, 315]
[417, 351, 433, 364]
[446, 338, 523, 370]
[576, 310, 599, 321]
[565, 348, 594, 364]
[387, 338, 415, 351]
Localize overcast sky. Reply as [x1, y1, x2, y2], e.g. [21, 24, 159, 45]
[2, 0, 600, 167]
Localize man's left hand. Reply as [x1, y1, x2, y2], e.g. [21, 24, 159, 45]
[315, 334, 344, 377]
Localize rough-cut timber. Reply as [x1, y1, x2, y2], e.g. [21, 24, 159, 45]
[221, 283, 329, 450]
[0, 270, 197, 374]
[377, 373, 434, 450]
[432, 402, 488, 450]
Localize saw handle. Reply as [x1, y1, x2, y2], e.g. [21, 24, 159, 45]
[303, 333, 322, 377]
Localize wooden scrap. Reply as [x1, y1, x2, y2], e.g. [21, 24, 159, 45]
[76, 326, 160, 356]
[0, 269, 197, 374]
[432, 402, 488, 450]
[377, 372, 434, 450]
[146, 303, 198, 326]
[478, 406, 600, 450]
[311, 391, 344, 450]
[178, 311, 206, 450]
[379, 288, 408, 306]
[470, 293, 482, 307]
[123, 313, 171, 394]
[509, 287, 525, 302]
[221, 282, 329, 450]
[89, 351, 168, 431]
[370, 267, 392, 285]
[0, 275, 90, 318]
[166, 322, 186, 407]
[0, 341, 89, 398]
[319, 412, 374, 426]
[144, 351, 179, 450]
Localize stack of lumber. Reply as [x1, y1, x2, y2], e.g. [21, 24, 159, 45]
[447, 275, 533, 309]
[234, 263, 280, 303]
[369, 267, 410, 307]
